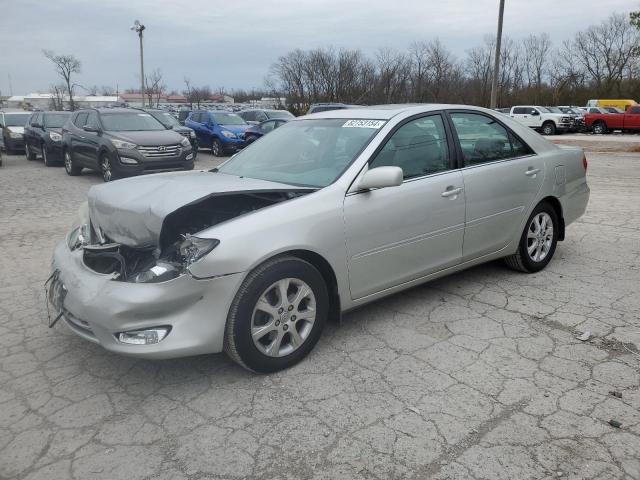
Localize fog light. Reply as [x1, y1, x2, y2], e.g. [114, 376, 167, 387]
[120, 156, 139, 165]
[186, 153, 194, 160]
[117, 327, 170, 345]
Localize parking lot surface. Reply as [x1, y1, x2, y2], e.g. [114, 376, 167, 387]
[1, 148, 639, 480]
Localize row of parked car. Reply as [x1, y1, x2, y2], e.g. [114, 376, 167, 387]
[495, 100, 640, 135]
[0, 106, 296, 180]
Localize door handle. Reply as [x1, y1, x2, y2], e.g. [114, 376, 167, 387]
[441, 186, 463, 198]
[525, 168, 541, 177]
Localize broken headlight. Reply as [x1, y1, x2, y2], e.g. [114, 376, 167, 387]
[67, 223, 91, 251]
[179, 235, 219, 266]
[129, 236, 219, 283]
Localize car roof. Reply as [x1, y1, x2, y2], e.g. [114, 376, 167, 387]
[303, 103, 478, 120]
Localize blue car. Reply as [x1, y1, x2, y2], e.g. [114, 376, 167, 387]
[185, 111, 249, 156]
[244, 118, 290, 144]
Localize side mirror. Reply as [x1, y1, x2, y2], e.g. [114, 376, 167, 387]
[166, 124, 174, 129]
[531, 110, 539, 116]
[83, 125, 101, 134]
[357, 166, 403, 191]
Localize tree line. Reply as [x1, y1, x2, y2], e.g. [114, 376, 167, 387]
[268, 12, 640, 114]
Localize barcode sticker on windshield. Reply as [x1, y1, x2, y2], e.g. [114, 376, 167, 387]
[342, 120, 385, 129]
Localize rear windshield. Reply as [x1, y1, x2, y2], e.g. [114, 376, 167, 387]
[266, 110, 294, 119]
[212, 113, 246, 125]
[44, 113, 71, 128]
[4, 113, 30, 126]
[100, 112, 166, 131]
[151, 111, 180, 127]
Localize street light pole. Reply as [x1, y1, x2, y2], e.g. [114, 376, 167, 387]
[131, 20, 146, 107]
[489, 0, 505, 109]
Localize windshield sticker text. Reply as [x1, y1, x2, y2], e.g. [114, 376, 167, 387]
[342, 120, 385, 129]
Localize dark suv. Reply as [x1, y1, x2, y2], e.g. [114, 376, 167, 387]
[143, 109, 198, 158]
[62, 108, 194, 182]
[24, 111, 71, 166]
[0, 111, 31, 153]
[238, 109, 294, 125]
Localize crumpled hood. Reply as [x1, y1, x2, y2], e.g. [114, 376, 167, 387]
[87, 171, 306, 247]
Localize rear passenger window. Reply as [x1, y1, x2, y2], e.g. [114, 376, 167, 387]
[369, 114, 449, 179]
[74, 112, 88, 127]
[450, 112, 533, 166]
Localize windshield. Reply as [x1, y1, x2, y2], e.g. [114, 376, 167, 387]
[212, 113, 246, 125]
[537, 107, 550, 113]
[44, 113, 71, 128]
[547, 107, 562, 113]
[218, 118, 384, 188]
[100, 112, 166, 131]
[152, 111, 180, 127]
[266, 110, 294, 119]
[4, 113, 30, 126]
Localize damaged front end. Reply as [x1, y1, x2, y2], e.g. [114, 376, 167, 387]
[70, 190, 308, 283]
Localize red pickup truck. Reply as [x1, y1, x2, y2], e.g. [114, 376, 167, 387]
[585, 105, 640, 134]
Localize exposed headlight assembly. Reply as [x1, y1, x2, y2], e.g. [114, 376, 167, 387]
[129, 236, 219, 284]
[189, 130, 196, 138]
[220, 130, 236, 139]
[110, 138, 137, 149]
[49, 132, 63, 142]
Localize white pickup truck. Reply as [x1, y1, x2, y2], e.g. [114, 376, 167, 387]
[509, 106, 573, 135]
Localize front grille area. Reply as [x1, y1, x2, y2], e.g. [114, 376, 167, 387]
[138, 144, 181, 158]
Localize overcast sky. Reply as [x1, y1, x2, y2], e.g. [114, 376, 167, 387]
[0, 0, 634, 96]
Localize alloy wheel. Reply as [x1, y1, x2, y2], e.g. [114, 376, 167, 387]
[212, 140, 220, 156]
[101, 156, 112, 182]
[526, 212, 554, 262]
[64, 151, 72, 173]
[251, 278, 316, 357]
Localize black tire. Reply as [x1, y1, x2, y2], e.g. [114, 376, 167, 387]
[592, 121, 607, 135]
[26, 144, 37, 160]
[541, 122, 556, 136]
[42, 144, 55, 167]
[211, 138, 223, 157]
[224, 256, 329, 373]
[505, 201, 559, 273]
[64, 148, 82, 176]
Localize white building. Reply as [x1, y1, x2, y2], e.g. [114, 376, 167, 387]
[6, 93, 120, 111]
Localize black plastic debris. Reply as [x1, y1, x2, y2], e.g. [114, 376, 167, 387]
[608, 419, 622, 428]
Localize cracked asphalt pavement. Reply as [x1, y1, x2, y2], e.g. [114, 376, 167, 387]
[0, 147, 639, 480]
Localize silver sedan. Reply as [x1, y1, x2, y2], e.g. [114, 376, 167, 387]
[47, 104, 590, 372]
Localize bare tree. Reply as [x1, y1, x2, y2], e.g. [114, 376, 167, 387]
[49, 84, 66, 111]
[145, 69, 166, 107]
[43, 50, 81, 111]
[100, 86, 116, 96]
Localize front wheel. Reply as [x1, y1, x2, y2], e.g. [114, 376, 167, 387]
[100, 154, 115, 182]
[224, 256, 328, 373]
[211, 138, 223, 157]
[26, 144, 37, 160]
[505, 202, 559, 273]
[43, 144, 55, 167]
[64, 149, 82, 176]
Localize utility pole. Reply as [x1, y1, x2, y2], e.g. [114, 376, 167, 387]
[131, 20, 146, 107]
[489, 0, 505, 109]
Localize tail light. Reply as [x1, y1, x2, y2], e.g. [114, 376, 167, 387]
[582, 154, 588, 172]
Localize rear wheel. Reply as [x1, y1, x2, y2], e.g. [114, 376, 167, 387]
[505, 202, 559, 273]
[224, 256, 328, 373]
[211, 138, 223, 157]
[64, 149, 82, 176]
[592, 121, 607, 135]
[25, 144, 37, 160]
[541, 122, 556, 136]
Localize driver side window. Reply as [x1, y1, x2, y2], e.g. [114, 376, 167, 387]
[369, 114, 449, 180]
